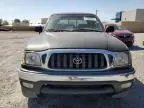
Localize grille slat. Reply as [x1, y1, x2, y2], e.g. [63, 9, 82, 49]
[57, 54, 60, 68]
[88, 54, 92, 69]
[48, 53, 107, 69]
[63, 54, 67, 68]
[50, 55, 55, 68]
[69, 54, 73, 69]
[82, 54, 85, 69]
[100, 54, 104, 68]
[94, 54, 98, 68]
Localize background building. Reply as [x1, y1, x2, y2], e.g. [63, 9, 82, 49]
[114, 9, 144, 32]
[122, 9, 144, 21]
[115, 11, 123, 22]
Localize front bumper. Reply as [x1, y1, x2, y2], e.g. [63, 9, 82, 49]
[19, 67, 135, 97]
[19, 67, 135, 82]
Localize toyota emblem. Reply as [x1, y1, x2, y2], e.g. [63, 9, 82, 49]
[73, 57, 82, 65]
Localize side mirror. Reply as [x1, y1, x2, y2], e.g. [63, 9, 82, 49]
[35, 26, 43, 33]
[105, 26, 114, 33]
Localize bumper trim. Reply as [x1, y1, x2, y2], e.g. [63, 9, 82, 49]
[19, 68, 135, 82]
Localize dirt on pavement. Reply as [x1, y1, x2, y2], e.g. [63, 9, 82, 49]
[0, 32, 144, 108]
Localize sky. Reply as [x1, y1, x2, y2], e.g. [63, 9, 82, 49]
[0, 0, 144, 24]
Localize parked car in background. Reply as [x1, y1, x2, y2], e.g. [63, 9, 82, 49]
[105, 24, 134, 47]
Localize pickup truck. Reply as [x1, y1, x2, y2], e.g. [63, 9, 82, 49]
[19, 13, 135, 98]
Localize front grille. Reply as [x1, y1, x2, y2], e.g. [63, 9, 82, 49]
[118, 34, 131, 39]
[48, 53, 107, 69]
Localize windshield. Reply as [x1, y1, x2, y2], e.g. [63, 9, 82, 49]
[44, 14, 104, 32]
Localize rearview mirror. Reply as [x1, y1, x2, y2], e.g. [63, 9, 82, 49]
[35, 26, 43, 33]
[105, 26, 114, 33]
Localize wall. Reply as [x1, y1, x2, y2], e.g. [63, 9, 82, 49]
[136, 9, 144, 21]
[12, 26, 35, 31]
[122, 10, 136, 21]
[1, 26, 35, 31]
[12, 22, 29, 26]
[121, 21, 144, 33]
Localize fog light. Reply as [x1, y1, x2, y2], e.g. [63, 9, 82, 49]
[22, 82, 33, 88]
[121, 82, 132, 89]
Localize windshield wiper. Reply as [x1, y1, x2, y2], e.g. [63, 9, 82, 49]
[46, 29, 73, 32]
[74, 28, 103, 32]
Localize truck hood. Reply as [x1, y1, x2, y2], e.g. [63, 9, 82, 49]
[25, 32, 128, 52]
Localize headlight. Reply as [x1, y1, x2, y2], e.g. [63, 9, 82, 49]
[113, 52, 130, 67]
[23, 52, 41, 66]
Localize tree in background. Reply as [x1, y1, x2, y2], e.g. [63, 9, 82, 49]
[2, 20, 9, 25]
[14, 19, 21, 23]
[0, 19, 2, 26]
[22, 19, 29, 24]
